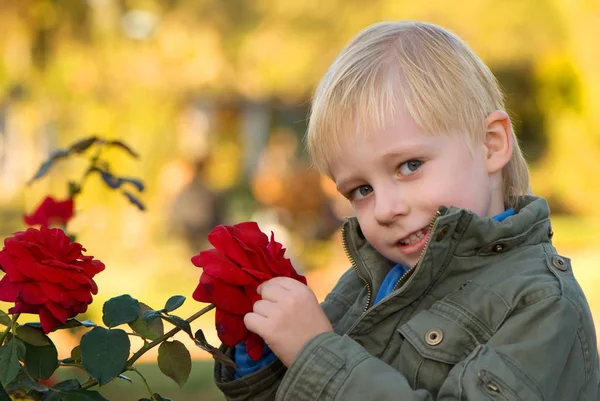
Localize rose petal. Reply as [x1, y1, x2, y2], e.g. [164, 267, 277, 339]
[198, 274, 252, 316]
[193, 249, 256, 286]
[192, 280, 211, 303]
[39, 307, 61, 333]
[231, 222, 269, 247]
[0, 276, 19, 302]
[215, 308, 247, 347]
[246, 331, 265, 361]
[207, 226, 253, 269]
[18, 282, 47, 305]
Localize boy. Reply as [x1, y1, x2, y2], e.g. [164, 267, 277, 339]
[213, 21, 600, 400]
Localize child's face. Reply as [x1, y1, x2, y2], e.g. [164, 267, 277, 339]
[330, 105, 500, 267]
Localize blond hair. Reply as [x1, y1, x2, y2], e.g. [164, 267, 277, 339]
[305, 21, 531, 208]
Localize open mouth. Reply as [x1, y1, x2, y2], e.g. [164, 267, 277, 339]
[398, 228, 428, 246]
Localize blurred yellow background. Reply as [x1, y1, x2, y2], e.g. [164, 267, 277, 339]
[1, 0, 599, 400]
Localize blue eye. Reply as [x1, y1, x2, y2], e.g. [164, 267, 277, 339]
[351, 185, 373, 200]
[399, 160, 422, 176]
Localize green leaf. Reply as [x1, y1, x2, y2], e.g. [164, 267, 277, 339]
[102, 295, 139, 328]
[141, 310, 161, 323]
[99, 170, 122, 189]
[4, 370, 48, 393]
[163, 296, 185, 313]
[120, 177, 145, 192]
[54, 319, 97, 331]
[0, 338, 25, 386]
[160, 315, 192, 338]
[106, 140, 139, 158]
[122, 191, 146, 211]
[80, 327, 130, 386]
[69, 136, 98, 154]
[71, 345, 82, 364]
[157, 340, 191, 388]
[17, 324, 50, 346]
[60, 389, 109, 401]
[52, 379, 81, 391]
[152, 393, 172, 401]
[68, 181, 81, 197]
[28, 149, 70, 184]
[24, 342, 59, 380]
[0, 383, 10, 401]
[128, 303, 164, 341]
[0, 311, 11, 327]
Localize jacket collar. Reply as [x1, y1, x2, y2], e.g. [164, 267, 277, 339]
[342, 196, 553, 292]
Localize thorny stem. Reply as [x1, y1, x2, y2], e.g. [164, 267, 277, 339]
[81, 304, 215, 390]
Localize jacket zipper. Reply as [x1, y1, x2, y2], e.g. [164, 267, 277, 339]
[341, 224, 372, 314]
[391, 210, 442, 292]
[340, 209, 442, 314]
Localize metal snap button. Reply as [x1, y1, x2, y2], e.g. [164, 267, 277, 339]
[425, 328, 443, 345]
[436, 226, 449, 241]
[493, 244, 505, 253]
[548, 228, 554, 239]
[552, 256, 567, 271]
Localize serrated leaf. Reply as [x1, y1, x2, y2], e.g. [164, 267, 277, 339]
[160, 315, 192, 338]
[60, 389, 109, 401]
[0, 338, 25, 386]
[128, 303, 164, 341]
[106, 140, 139, 158]
[17, 324, 50, 346]
[69, 137, 98, 154]
[102, 295, 139, 327]
[157, 341, 191, 388]
[163, 296, 185, 313]
[122, 191, 146, 211]
[24, 342, 58, 379]
[80, 327, 130, 386]
[0, 311, 11, 327]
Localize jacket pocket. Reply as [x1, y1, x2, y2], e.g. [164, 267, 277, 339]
[396, 308, 479, 396]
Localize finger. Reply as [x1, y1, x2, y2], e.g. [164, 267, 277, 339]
[243, 312, 268, 334]
[258, 282, 292, 302]
[252, 299, 278, 317]
[257, 277, 295, 294]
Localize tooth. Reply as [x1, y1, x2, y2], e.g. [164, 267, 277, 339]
[416, 231, 424, 238]
[409, 235, 417, 241]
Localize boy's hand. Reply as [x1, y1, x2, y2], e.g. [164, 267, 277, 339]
[243, 277, 333, 367]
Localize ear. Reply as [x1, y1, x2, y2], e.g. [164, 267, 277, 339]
[483, 110, 513, 174]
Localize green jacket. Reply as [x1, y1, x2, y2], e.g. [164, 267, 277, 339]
[214, 196, 600, 400]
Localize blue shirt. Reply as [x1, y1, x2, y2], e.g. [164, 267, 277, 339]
[234, 208, 515, 377]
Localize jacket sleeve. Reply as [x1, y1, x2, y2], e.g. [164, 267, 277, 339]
[213, 267, 365, 401]
[277, 294, 595, 401]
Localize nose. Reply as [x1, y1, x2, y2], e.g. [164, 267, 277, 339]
[373, 187, 409, 225]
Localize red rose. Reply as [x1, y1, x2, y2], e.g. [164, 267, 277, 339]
[0, 227, 105, 333]
[24, 196, 75, 227]
[191, 222, 307, 360]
